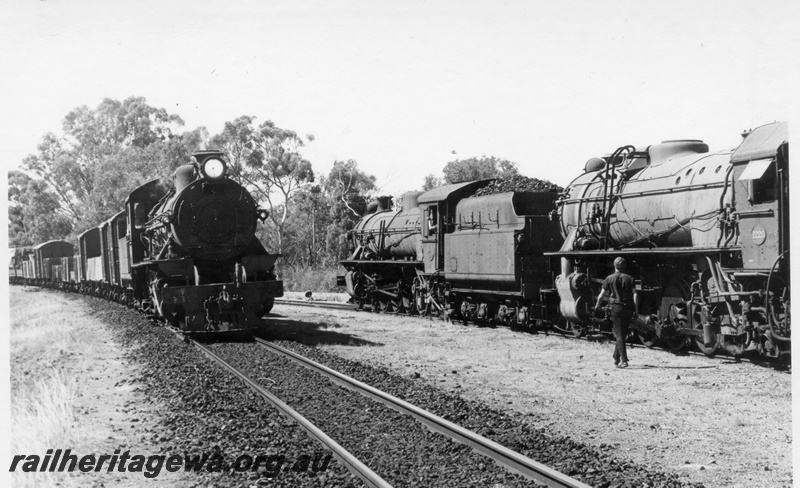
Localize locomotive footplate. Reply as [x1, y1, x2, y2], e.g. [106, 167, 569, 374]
[160, 281, 283, 333]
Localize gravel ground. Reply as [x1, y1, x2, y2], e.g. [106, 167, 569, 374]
[263, 304, 792, 488]
[87, 297, 363, 487]
[81, 293, 703, 487]
[248, 340, 703, 488]
[208, 342, 538, 487]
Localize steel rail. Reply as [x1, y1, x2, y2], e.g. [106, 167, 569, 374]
[187, 339, 393, 488]
[255, 337, 593, 488]
[274, 298, 356, 311]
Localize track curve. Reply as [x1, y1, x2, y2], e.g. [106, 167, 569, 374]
[254, 338, 591, 488]
[175, 332, 393, 487]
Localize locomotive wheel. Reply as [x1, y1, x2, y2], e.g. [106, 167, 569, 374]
[374, 298, 390, 313]
[663, 335, 687, 352]
[390, 298, 403, 313]
[636, 293, 659, 348]
[414, 290, 426, 316]
[552, 317, 585, 337]
[694, 322, 720, 357]
[663, 302, 688, 353]
[551, 316, 570, 335]
[401, 296, 414, 315]
[660, 279, 691, 353]
[637, 329, 659, 348]
[570, 322, 586, 338]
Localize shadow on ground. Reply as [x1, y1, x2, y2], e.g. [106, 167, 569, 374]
[257, 314, 384, 347]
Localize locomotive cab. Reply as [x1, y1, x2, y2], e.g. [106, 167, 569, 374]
[417, 180, 493, 274]
[730, 122, 789, 270]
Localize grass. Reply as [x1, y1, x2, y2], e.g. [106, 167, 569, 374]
[11, 371, 79, 473]
[9, 288, 96, 488]
[278, 265, 343, 293]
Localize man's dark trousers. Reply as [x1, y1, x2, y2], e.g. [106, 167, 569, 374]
[610, 303, 632, 363]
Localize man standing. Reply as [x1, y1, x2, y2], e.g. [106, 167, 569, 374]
[595, 257, 638, 368]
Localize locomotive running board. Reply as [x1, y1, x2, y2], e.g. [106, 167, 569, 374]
[544, 246, 740, 257]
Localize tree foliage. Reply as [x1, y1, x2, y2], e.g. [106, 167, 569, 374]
[323, 160, 376, 217]
[210, 116, 315, 253]
[8, 171, 73, 246]
[422, 173, 442, 191]
[17, 96, 203, 238]
[277, 160, 376, 268]
[440, 156, 519, 184]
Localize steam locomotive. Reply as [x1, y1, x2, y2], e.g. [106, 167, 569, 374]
[340, 181, 563, 324]
[552, 121, 789, 358]
[340, 122, 789, 358]
[11, 151, 282, 336]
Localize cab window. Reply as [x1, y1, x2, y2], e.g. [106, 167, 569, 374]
[424, 206, 438, 237]
[751, 163, 776, 203]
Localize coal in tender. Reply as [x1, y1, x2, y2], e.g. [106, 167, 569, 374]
[473, 175, 563, 196]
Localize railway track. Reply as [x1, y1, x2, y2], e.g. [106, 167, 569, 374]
[274, 297, 356, 311]
[178, 329, 590, 487]
[273, 298, 790, 369]
[253, 338, 591, 488]
[187, 338, 393, 488]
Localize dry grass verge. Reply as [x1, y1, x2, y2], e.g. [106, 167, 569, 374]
[10, 289, 95, 488]
[9, 288, 185, 487]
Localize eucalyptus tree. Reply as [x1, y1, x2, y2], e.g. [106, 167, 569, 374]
[19, 96, 199, 234]
[211, 116, 315, 253]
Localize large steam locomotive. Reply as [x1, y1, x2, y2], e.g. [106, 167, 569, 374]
[11, 151, 282, 336]
[340, 122, 789, 359]
[552, 121, 789, 358]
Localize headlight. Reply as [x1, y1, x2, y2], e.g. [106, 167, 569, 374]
[202, 158, 226, 179]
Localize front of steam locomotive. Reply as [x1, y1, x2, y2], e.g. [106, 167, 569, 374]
[168, 151, 266, 262]
[149, 151, 281, 334]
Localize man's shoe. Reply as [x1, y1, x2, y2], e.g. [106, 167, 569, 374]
[616, 362, 628, 369]
[614, 359, 620, 366]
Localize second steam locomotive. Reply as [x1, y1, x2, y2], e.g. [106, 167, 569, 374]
[340, 122, 790, 359]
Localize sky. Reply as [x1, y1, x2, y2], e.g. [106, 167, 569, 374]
[1, 0, 798, 196]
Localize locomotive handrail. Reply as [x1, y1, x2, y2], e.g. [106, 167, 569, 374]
[716, 165, 737, 248]
[144, 210, 173, 230]
[388, 232, 418, 249]
[543, 246, 742, 256]
[599, 145, 636, 248]
[558, 180, 726, 204]
[765, 250, 790, 342]
[735, 208, 774, 217]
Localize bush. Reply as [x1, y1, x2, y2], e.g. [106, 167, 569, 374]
[278, 265, 343, 293]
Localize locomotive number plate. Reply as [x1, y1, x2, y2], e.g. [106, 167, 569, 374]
[751, 226, 767, 246]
